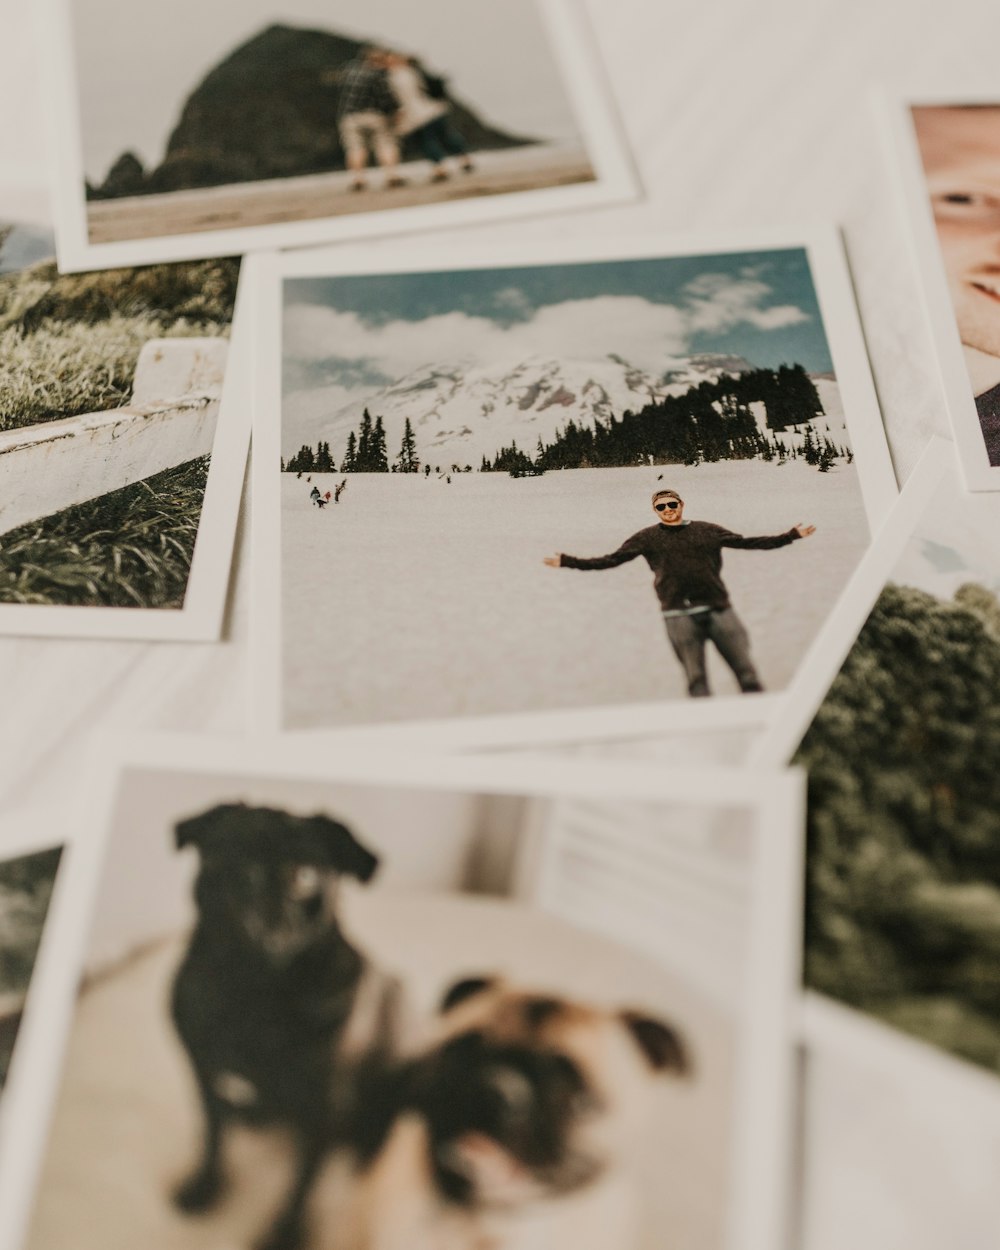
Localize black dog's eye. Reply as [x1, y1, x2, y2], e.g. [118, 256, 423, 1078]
[290, 865, 322, 898]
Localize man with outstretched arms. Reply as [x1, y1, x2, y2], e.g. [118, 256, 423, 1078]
[544, 488, 815, 697]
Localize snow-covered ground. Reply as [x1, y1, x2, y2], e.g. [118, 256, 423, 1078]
[282, 460, 870, 728]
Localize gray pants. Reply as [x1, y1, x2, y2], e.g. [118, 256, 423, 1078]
[664, 607, 763, 698]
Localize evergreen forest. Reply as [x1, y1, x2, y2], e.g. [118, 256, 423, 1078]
[283, 364, 850, 476]
[796, 579, 1000, 1072]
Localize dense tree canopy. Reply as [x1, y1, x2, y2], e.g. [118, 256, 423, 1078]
[797, 580, 1000, 1070]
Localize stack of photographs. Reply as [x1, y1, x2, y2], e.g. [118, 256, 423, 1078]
[1, 1, 999, 1247]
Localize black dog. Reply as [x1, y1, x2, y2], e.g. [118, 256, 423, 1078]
[170, 802, 403, 1250]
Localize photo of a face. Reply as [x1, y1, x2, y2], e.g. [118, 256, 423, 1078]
[911, 104, 1000, 467]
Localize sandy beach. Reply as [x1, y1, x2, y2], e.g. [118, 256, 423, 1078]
[85, 144, 595, 243]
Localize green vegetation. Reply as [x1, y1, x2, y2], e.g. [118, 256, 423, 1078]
[0, 846, 61, 1088]
[0, 255, 238, 430]
[797, 580, 1000, 1071]
[0, 457, 209, 609]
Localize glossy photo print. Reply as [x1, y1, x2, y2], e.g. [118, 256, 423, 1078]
[0, 740, 803, 1250]
[758, 438, 1000, 1081]
[252, 231, 896, 747]
[887, 96, 1000, 490]
[40, 0, 634, 270]
[0, 197, 252, 640]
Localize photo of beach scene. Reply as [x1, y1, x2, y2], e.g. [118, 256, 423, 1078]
[67, 0, 598, 245]
[277, 245, 887, 730]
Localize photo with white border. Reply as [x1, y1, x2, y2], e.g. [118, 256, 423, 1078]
[37, 0, 637, 272]
[882, 93, 1000, 491]
[0, 201, 255, 641]
[0, 737, 804, 1250]
[754, 437, 1000, 1109]
[252, 228, 897, 747]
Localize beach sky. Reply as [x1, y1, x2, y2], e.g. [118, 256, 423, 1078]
[71, 0, 582, 184]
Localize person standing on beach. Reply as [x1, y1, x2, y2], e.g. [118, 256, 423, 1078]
[543, 489, 815, 697]
[385, 52, 474, 183]
[334, 47, 406, 192]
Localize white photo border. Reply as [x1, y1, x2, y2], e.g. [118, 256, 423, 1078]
[880, 92, 1000, 493]
[750, 437, 1000, 1091]
[0, 731, 805, 1250]
[36, 0, 639, 272]
[751, 435, 953, 770]
[250, 225, 898, 747]
[0, 253, 257, 642]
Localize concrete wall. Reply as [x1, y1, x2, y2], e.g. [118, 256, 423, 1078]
[0, 337, 227, 537]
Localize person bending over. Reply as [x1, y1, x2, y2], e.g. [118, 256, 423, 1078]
[544, 488, 815, 698]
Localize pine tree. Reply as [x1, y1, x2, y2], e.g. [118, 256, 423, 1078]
[396, 418, 419, 473]
[371, 416, 389, 472]
[357, 410, 373, 470]
[341, 430, 358, 472]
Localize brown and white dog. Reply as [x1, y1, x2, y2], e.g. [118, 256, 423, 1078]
[335, 975, 691, 1250]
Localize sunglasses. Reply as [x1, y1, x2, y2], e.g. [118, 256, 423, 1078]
[655, 500, 681, 511]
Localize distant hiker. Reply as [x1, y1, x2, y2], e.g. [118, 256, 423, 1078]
[335, 480, 347, 503]
[334, 46, 406, 192]
[385, 51, 474, 183]
[544, 488, 816, 698]
[324, 490, 332, 502]
[310, 486, 322, 506]
[424, 465, 432, 478]
[446, 474, 452, 484]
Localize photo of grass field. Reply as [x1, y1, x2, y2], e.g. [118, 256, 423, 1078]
[0, 222, 238, 611]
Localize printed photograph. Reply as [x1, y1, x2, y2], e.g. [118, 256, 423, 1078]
[15, 751, 798, 1250]
[51, 0, 621, 263]
[899, 101, 1000, 488]
[0, 843, 61, 1096]
[273, 242, 890, 733]
[0, 206, 244, 636]
[772, 451, 1000, 1076]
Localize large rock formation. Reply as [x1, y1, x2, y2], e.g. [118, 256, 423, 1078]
[90, 24, 531, 199]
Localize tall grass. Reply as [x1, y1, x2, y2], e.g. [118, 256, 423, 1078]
[0, 315, 227, 430]
[0, 254, 238, 431]
[0, 457, 209, 608]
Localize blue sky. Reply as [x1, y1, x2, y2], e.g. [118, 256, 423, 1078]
[284, 248, 834, 387]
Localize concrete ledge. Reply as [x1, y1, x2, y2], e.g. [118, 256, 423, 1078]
[0, 337, 227, 537]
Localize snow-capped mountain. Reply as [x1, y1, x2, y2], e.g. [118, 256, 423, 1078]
[285, 352, 752, 465]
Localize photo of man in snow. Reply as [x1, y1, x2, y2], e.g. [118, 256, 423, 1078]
[277, 245, 885, 731]
[545, 489, 815, 696]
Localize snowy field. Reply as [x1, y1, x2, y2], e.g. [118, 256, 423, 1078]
[282, 461, 871, 728]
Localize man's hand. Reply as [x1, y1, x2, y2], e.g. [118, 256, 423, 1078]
[794, 523, 816, 538]
[543, 555, 562, 567]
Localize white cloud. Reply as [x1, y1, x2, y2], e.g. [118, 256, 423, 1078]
[283, 276, 811, 381]
[682, 273, 810, 334]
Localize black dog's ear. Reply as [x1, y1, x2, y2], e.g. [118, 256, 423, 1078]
[306, 815, 379, 882]
[620, 1011, 690, 1076]
[439, 976, 498, 1015]
[174, 803, 247, 852]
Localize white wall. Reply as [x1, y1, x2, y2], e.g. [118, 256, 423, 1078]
[84, 768, 529, 976]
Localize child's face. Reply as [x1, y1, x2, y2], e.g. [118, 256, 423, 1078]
[915, 106, 1000, 360]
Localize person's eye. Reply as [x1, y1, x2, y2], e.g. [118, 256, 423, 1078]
[936, 191, 1000, 212]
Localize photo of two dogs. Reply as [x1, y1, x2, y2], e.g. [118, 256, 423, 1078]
[168, 803, 690, 1250]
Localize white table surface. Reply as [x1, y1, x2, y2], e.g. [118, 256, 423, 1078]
[2, 1, 999, 1246]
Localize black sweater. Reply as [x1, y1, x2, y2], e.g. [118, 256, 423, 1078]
[559, 520, 801, 612]
[976, 383, 1000, 467]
